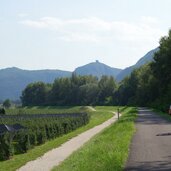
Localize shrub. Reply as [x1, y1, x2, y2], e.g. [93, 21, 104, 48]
[17, 131, 30, 153]
[0, 108, 5, 115]
[0, 133, 14, 160]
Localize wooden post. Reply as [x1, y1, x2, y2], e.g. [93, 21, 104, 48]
[117, 108, 120, 120]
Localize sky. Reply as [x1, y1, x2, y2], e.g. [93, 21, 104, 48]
[0, 0, 170, 71]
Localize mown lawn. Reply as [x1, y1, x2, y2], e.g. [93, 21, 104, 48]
[0, 106, 116, 171]
[52, 107, 137, 171]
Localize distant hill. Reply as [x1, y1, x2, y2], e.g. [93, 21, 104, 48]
[74, 60, 122, 78]
[116, 48, 159, 81]
[0, 61, 122, 101]
[0, 48, 159, 101]
[0, 67, 71, 100]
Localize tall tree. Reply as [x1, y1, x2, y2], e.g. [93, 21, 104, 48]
[21, 82, 48, 106]
[98, 76, 117, 105]
[150, 30, 171, 111]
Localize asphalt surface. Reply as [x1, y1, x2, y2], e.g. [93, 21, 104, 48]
[125, 108, 171, 171]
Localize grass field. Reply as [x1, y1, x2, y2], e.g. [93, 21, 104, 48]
[52, 107, 137, 171]
[0, 106, 117, 171]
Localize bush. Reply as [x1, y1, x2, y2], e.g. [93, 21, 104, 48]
[17, 131, 30, 153]
[0, 133, 14, 160]
[0, 108, 5, 115]
[3, 99, 11, 108]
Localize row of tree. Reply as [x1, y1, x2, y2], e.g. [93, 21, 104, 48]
[21, 75, 117, 106]
[113, 30, 171, 112]
[21, 30, 171, 112]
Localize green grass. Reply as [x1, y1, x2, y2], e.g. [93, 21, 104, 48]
[52, 107, 137, 171]
[0, 106, 116, 171]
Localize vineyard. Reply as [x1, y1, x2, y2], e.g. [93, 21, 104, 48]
[5, 106, 82, 115]
[0, 113, 89, 161]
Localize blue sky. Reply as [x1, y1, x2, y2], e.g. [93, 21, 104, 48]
[0, 0, 170, 71]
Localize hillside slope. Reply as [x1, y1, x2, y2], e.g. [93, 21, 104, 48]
[0, 67, 71, 100]
[116, 48, 159, 81]
[74, 60, 122, 78]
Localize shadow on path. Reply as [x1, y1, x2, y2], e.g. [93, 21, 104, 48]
[126, 159, 171, 171]
[137, 108, 170, 125]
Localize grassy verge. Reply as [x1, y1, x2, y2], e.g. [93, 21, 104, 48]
[153, 109, 171, 121]
[0, 106, 116, 171]
[52, 107, 137, 171]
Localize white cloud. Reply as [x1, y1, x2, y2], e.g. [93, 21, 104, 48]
[22, 17, 58, 29]
[59, 32, 100, 43]
[22, 17, 111, 31]
[21, 16, 164, 44]
[18, 13, 29, 18]
[141, 16, 159, 25]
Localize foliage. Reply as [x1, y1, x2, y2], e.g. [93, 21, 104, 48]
[20, 29, 171, 110]
[113, 29, 171, 112]
[150, 30, 171, 111]
[98, 76, 116, 105]
[21, 82, 49, 106]
[0, 106, 115, 171]
[21, 75, 117, 106]
[0, 113, 89, 161]
[0, 133, 14, 160]
[3, 99, 11, 108]
[0, 108, 5, 115]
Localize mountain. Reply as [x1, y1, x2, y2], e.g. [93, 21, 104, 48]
[74, 60, 122, 78]
[116, 48, 159, 81]
[0, 61, 122, 101]
[0, 48, 158, 101]
[0, 67, 71, 101]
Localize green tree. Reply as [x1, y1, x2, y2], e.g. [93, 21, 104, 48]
[98, 76, 117, 105]
[49, 78, 72, 105]
[114, 29, 171, 110]
[3, 99, 11, 108]
[150, 29, 171, 111]
[21, 82, 49, 106]
[78, 83, 99, 105]
[134, 64, 157, 106]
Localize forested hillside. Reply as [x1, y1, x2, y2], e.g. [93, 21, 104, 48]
[114, 30, 171, 111]
[0, 49, 158, 101]
[116, 48, 159, 81]
[0, 61, 121, 101]
[0, 68, 71, 100]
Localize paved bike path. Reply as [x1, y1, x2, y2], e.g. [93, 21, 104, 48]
[125, 108, 171, 171]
